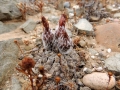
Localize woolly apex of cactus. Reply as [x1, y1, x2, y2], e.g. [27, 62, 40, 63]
[41, 16, 49, 31]
[59, 14, 67, 27]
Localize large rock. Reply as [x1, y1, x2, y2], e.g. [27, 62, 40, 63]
[0, 38, 20, 85]
[20, 19, 37, 33]
[105, 53, 120, 73]
[74, 19, 94, 36]
[11, 76, 22, 90]
[83, 72, 116, 90]
[0, 2, 21, 21]
[95, 22, 120, 52]
[0, 21, 22, 34]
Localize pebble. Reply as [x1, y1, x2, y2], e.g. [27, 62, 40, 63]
[82, 72, 116, 90]
[83, 67, 93, 74]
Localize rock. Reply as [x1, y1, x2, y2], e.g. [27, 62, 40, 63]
[76, 79, 83, 86]
[48, 16, 59, 23]
[11, 76, 21, 90]
[88, 48, 98, 55]
[63, 2, 71, 8]
[74, 19, 94, 36]
[83, 67, 93, 74]
[95, 22, 120, 52]
[79, 40, 87, 47]
[114, 13, 120, 18]
[0, 38, 20, 85]
[106, 5, 119, 13]
[105, 53, 120, 73]
[80, 87, 91, 90]
[0, 21, 22, 34]
[73, 5, 83, 17]
[20, 19, 37, 33]
[0, 2, 21, 21]
[90, 16, 100, 21]
[69, 13, 74, 18]
[83, 72, 116, 90]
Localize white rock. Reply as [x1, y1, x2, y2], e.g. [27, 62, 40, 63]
[69, 13, 74, 18]
[91, 55, 95, 59]
[95, 67, 103, 72]
[74, 19, 93, 31]
[73, 5, 79, 9]
[83, 72, 116, 90]
[107, 48, 111, 53]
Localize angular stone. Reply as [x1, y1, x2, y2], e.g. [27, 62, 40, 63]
[20, 19, 37, 33]
[74, 19, 94, 36]
[0, 21, 22, 34]
[105, 53, 120, 73]
[0, 2, 21, 21]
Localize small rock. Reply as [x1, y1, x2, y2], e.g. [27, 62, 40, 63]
[106, 5, 119, 13]
[83, 67, 93, 74]
[74, 19, 94, 36]
[90, 16, 100, 21]
[105, 53, 120, 73]
[114, 13, 120, 18]
[80, 87, 91, 90]
[83, 72, 116, 90]
[64, 2, 71, 8]
[94, 67, 103, 72]
[20, 19, 37, 33]
[79, 40, 86, 47]
[76, 79, 83, 86]
[107, 48, 111, 53]
[73, 5, 83, 17]
[88, 48, 98, 55]
[69, 13, 74, 18]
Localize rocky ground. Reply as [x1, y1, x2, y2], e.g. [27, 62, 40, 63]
[0, 0, 120, 90]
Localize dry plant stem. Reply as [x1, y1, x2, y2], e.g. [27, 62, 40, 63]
[35, 28, 38, 37]
[14, 41, 24, 55]
[27, 69, 34, 90]
[73, 8, 77, 23]
[16, 67, 28, 76]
